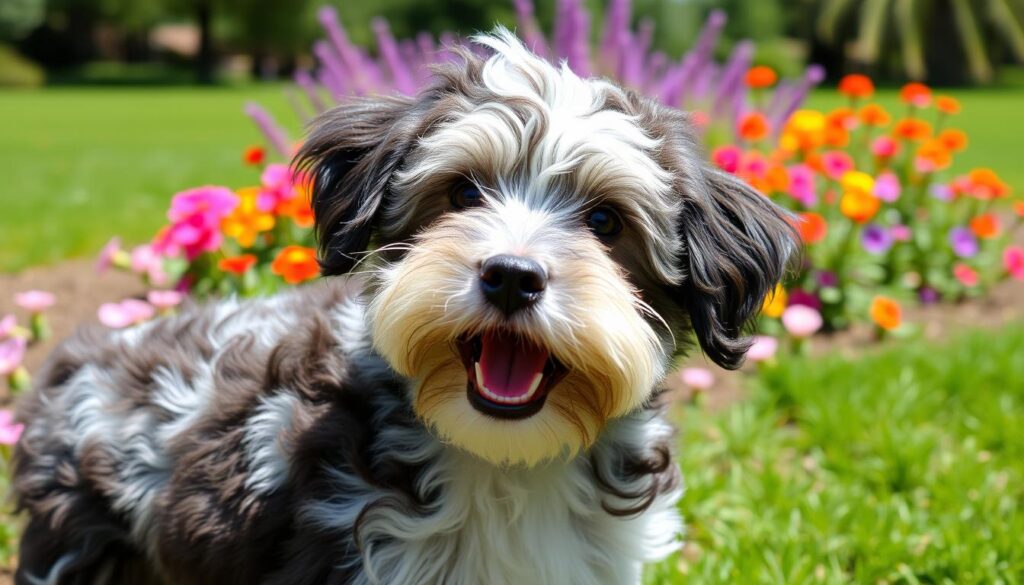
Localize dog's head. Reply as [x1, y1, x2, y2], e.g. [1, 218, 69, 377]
[296, 30, 796, 466]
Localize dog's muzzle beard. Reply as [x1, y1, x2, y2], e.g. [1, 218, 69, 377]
[457, 331, 568, 419]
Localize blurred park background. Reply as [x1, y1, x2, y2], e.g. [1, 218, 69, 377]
[2, 0, 1024, 583]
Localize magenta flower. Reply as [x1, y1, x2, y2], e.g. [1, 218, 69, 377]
[146, 290, 184, 310]
[0, 337, 27, 376]
[0, 409, 23, 445]
[787, 164, 817, 206]
[154, 186, 238, 261]
[873, 172, 901, 202]
[949, 227, 979, 258]
[1003, 246, 1024, 280]
[871, 135, 898, 158]
[862, 224, 894, 255]
[918, 286, 941, 304]
[816, 270, 839, 288]
[95, 236, 123, 274]
[953, 263, 979, 287]
[930, 184, 954, 202]
[257, 164, 301, 213]
[788, 289, 822, 311]
[680, 367, 714, 390]
[821, 151, 854, 181]
[781, 305, 823, 338]
[98, 299, 156, 329]
[15, 290, 56, 313]
[712, 145, 742, 173]
[746, 336, 778, 363]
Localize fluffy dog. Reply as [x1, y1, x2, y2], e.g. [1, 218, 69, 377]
[13, 31, 795, 585]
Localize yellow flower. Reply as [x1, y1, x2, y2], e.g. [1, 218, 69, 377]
[840, 171, 875, 197]
[783, 110, 827, 151]
[222, 187, 275, 248]
[762, 284, 787, 318]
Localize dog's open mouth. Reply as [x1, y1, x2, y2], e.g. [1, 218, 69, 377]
[457, 331, 567, 419]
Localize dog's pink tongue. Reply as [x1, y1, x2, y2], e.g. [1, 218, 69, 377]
[479, 331, 548, 399]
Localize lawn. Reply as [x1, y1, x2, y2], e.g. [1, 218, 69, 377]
[2, 82, 1024, 273]
[646, 324, 1024, 584]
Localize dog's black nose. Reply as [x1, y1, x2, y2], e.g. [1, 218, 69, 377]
[480, 255, 547, 316]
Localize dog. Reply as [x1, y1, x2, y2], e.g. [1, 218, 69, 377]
[12, 31, 795, 585]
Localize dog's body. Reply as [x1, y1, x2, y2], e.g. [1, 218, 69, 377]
[14, 31, 794, 584]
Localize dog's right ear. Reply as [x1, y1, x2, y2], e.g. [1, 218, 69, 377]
[294, 95, 418, 276]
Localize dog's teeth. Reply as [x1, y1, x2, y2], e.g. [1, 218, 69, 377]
[474, 362, 484, 384]
[525, 372, 543, 398]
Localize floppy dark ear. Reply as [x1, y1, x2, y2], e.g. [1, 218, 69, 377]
[679, 164, 798, 369]
[294, 95, 418, 276]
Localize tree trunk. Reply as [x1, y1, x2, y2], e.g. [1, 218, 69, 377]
[196, 0, 215, 84]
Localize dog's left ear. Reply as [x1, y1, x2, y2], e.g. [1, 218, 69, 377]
[638, 100, 798, 369]
[294, 95, 418, 276]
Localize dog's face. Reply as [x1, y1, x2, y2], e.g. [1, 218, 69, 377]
[297, 32, 796, 466]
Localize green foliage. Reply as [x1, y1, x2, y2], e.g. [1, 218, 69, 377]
[0, 43, 43, 86]
[0, 0, 43, 41]
[646, 324, 1024, 583]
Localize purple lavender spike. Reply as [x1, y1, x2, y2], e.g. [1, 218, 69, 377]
[316, 68, 345, 101]
[647, 51, 667, 88]
[373, 18, 417, 95]
[766, 80, 793, 124]
[599, 0, 630, 74]
[284, 88, 311, 124]
[294, 70, 327, 113]
[566, 0, 591, 76]
[317, 7, 370, 95]
[713, 40, 753, 117]
[244, 102, 292, 158]
[619, 31, 642, 86]
[313, 40, 350, 98]
[776, 64, 826, 127]
[690, 62, 717, 104]
[656, 63, 687, 105]
[686, 9, 727, 75]
[513, 0, 550, 57]
[438, 32, 461, 63]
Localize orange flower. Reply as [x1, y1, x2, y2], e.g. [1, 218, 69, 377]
[222, 187, 276, 248]
[869, 296, 901, 331]
[938, 128, 967, 152]
[276, 182, 315, 228]
[858, 104, 890, 127]
[838, 74, 874, 99]
[893, 119, 932, 142]
[915, 140, 952, 172]
[900, 82, 932, 107]
[745, 66, 777, 89]
[219, 254, 257, 275]
[271, 246, 320, 284]
[1014, 201, 1024, 217]
[840, 190, 881, 223]
[796, 212, 827, 244]
[970, 213, 1001, 239]
[243, 145, 266, 166]
[968, 168, 1011, 199]
[738, 112, 770, 141]
[762, 284, 787, 318]
[766, 164, 790, 193]
[782, 110, 827, 151]
[936, 96, 961, 115]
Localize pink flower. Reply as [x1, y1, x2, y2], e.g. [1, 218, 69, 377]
[0, 337, 27, 376]
[680, 367, 714, 390]
[781, 305, 823, 338]
[257, 164, 304, 212]
[740, 151, 768, 178]
[746, 336, 778, 362]
[712, 145, 742, 174]
[130, 245, 169, 286]
[0, 315, 16, 339]
[890, 225, 912, 242]
[146, 290, 184, 310]
[15, 290, 56, 313]
[953, 263, 979, 287]
[98, 299, 156, 329]
[0, 409, 24, 445]
[873, 172, 901, 202]
[1003, 246, 1024, 280]
[787, 164, 817, 206]
[821, 151, 854, 181]
[871, 135, 899, 158]
[95, 237, 122, 274]
[154, 186, 238, 261]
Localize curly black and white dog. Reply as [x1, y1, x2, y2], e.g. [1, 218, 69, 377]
[13, 32, 795, 585]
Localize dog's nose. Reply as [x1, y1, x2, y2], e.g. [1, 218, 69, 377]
[479, 255, 547, 316]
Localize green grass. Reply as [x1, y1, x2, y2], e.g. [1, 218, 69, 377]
[0, 85, 293, 272]
[646, 325, 1024, 584]
[1, 81, 1023, 273]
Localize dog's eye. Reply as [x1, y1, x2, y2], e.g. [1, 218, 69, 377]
[586, 206, 623, 237]
[451, 183, 484, 209]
